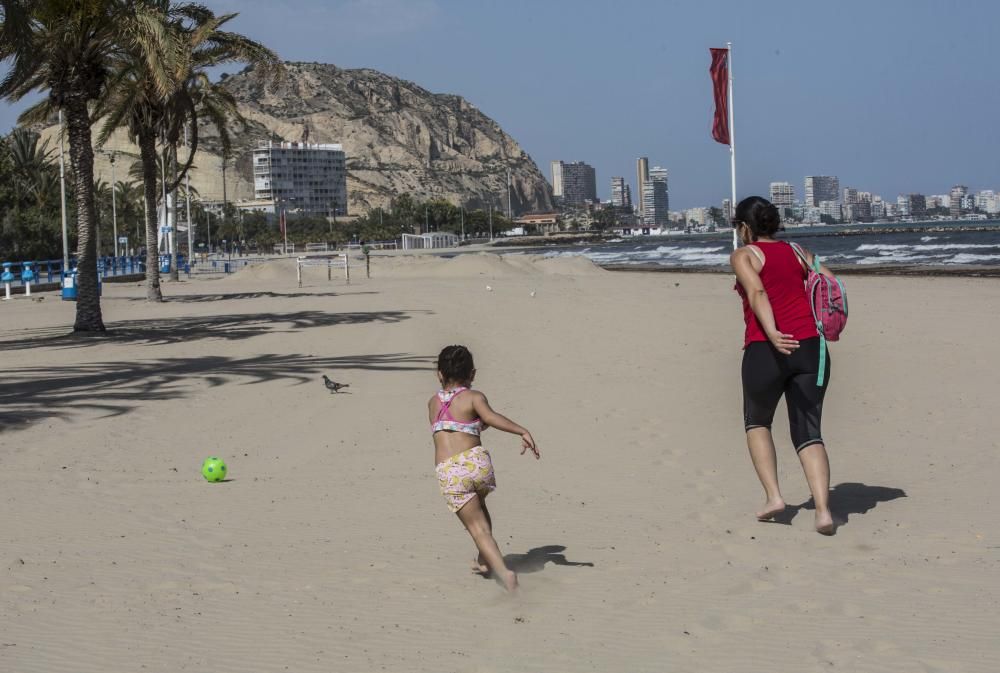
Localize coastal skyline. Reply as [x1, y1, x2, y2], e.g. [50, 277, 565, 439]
[2, 0, 998, 210]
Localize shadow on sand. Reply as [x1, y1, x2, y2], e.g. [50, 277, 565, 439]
[0, 352, 435, 431]
[769, 482, 908, 531]
[503, 545, 595, 574]
[122, 290, 381, 303]
[0, 309, 425, 351]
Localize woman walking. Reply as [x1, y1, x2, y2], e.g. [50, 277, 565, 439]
[730, 196, 836, 535]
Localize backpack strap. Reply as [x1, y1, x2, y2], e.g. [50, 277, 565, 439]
[789, 241, 818, 273]
[816, 333, 827, 387]
[791, 242, 828, 387]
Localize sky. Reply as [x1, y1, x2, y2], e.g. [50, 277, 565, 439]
[3, 0, 998, 210]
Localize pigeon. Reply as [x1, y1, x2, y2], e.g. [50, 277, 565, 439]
[486, 285, 493, 292]
[322, 375, 349, 393]
[31, 296, 44, 302]
[529, 291, 536, 298]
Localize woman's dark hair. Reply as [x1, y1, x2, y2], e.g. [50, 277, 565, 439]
[734, 196, 782, 240]
[437, 345, 475, 384]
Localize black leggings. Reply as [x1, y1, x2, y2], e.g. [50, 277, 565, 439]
[741, 337, 830, 452]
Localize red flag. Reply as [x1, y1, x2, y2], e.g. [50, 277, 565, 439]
[710, 48, 730, 145]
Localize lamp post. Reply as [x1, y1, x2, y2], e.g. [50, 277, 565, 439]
[185, 125, 193, 264]
[97, 149, 119, 257]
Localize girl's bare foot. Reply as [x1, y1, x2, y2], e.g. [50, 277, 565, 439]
[756, 498, 786, 521]
[501, 571, 519, 593]
[815, 510, 835, 535]
[471, 556, 490, 575]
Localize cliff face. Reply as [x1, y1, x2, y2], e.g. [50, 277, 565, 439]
[202, 62, 553, 215]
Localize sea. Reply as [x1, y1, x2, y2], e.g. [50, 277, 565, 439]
[516, 220, 1000, 271]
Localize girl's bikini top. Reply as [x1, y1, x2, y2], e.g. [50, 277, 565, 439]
[430, 387, 483, 436]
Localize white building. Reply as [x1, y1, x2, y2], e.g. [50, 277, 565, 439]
[253, 141, 347, 218]
[769, 182, 795, 208]
[819, 200, 842, 221]
[550, 161, 563, 198]
[975, 190, 999, 214]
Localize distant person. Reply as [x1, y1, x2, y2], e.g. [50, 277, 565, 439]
[428, 345, 539, 591]
[730, 196, 837, 535]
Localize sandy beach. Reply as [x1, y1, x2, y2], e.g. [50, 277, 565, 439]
[2, 253, 999, 672]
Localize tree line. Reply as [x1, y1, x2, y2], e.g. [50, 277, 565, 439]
[0, 0, 281, 331]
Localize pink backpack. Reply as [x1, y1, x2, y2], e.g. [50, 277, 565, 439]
[790, 242, 848, 384]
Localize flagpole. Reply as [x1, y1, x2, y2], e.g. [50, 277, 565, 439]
[728, 42, 738, 250]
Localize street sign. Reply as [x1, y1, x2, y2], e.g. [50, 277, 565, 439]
[118, 236, 128, 244]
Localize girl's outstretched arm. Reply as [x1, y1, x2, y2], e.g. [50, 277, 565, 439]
[471, 392, 539, 458]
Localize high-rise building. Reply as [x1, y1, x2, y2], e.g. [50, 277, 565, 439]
[950, 185, 968, 218]
[843, 187, 859, 205]
[769, 182, 795, 208]
[896, 195, 910, 217]
[610, 177, 632, 209]
[908, 194, 927, 218]
[642, 166, 669, 226]
[804, 176, 840, 207]
[555, 161, 597, 207]
[636, 157, 649, 217]
[722, 198, 732, 221]
[253, 141, 347, 217]
[550, 161, 563, 198]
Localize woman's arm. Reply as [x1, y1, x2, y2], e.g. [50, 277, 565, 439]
[731, 249, 800, 355]
[471, 393, 539, 458]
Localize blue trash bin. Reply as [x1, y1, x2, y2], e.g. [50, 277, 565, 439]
[62, 270, 77, 301]
[159, 255, 170, 274]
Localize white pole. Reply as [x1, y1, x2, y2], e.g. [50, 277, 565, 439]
[282, 208, 288, 255]
[728, 42, 738, 251]
[507, 168, 513, 221]
[57, 110, 69, 271]
[185, 125, 192, 265]
[110, 152, 118, 257]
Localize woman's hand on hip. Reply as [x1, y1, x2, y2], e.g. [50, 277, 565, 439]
[767, 330, 800, 355]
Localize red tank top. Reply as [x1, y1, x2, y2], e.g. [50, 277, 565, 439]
[736, 240, 818, 348]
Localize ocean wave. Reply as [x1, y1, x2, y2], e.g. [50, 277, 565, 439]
[920, 236, 939, 242]
[857, 243, 998, 252]
[943, 253, 1000, 264]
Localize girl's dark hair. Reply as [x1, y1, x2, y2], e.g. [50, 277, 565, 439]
[437, 345, 475, 384]
[734, 196, 782, 240]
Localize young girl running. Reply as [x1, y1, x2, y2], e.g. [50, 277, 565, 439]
[429, 345, 539, 592]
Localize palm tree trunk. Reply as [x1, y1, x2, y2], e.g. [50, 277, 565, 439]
[64, 96, 106, 332]
[138, 130, 162, 301]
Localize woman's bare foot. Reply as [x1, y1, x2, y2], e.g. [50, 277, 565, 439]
[815, 510, 835, 535]
[756, 498, 786, 521]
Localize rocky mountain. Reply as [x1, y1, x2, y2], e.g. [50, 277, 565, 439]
[202, 61, 554, 215]
[41, 62, 554, 219]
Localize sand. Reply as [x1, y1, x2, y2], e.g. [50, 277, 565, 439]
[2, 254, 999, 672]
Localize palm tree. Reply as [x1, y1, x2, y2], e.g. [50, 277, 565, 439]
[98, 2, 280, 294]
[0, 0, 169, 330]
[6, 127, 60, 209]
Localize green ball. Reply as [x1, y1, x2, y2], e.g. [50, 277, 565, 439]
[201, 456, 228, 482]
